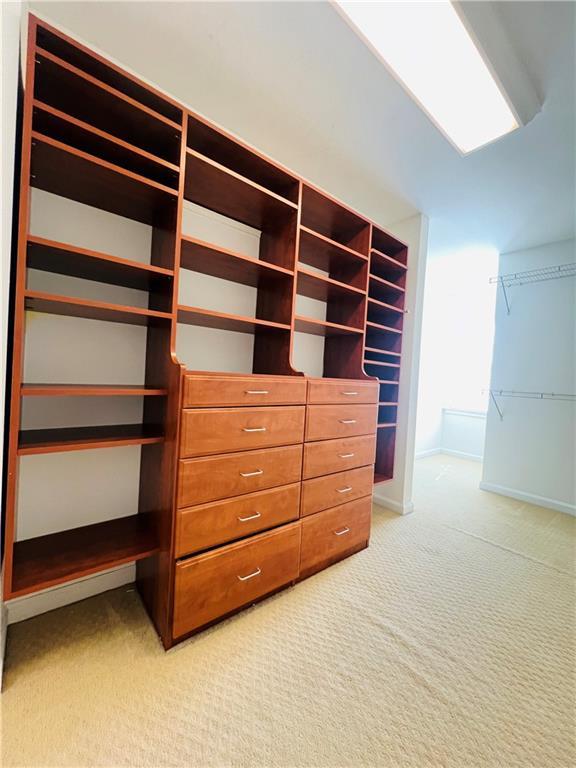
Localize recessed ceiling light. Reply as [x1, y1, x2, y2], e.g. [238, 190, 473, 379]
[334, 1, 520, 154]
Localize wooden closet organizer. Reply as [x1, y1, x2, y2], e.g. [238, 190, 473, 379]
[3, 16, 408, 648]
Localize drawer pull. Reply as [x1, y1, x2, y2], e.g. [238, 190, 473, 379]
[334, 527, 350, 536]
[240, 469, 264, 477]
[237, 511, 262, 522]
[339, 419, 357, 424]
[237, 567, 262, 582]
[242, 427, 267, 433]
[337, 486, 353, 494]
[339, 453, 355, 459]
[245, 390, 269, 395]
[341, 391, 359, 396]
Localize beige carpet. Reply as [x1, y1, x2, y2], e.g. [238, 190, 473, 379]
[2, 455, 575, 768]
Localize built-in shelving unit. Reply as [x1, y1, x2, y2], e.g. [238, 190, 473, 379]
[4, 15, 410, 645]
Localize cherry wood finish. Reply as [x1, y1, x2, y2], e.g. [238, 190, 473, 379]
[177, 444, 303, 508]
[11, 515, 158, 598]
[299, 497, 371, 579]
[307, 378, 378, 405]
[302, 434, 376, 480]
[305, 403, 378, 442]
[173, 522, 301, 639]
[175, 483, 300, 557]
[18, 423, 164, 455]
[21, 383, 167, 397]
[25, 290, 172, 326]
[179, 406, 305, 457]
[182, 374, 307, 408]
[301, 465, 374, 517]
[177, 305, 290, 334]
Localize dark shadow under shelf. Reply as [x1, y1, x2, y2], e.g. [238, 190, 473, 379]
[10, 514, 158, 598]
[18, 423, 165, 454]
[24, 291, 172, 326]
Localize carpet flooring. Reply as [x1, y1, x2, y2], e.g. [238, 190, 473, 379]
[2, 455, 575, 767]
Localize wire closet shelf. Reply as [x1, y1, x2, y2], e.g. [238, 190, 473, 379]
[489, 263, 576, 314]
[488, 389, 576, 420]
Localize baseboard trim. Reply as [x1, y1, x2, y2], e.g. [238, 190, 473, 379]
[441, 448, 483, 462]
[6, 563, 135, 625]
[372, 492, 414, 515]
[479, 481, 576, 516]
[415, 448, 442, 459]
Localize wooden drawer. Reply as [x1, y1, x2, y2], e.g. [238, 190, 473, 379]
[300, 497, 371, 578]
[303, 434, 376, 479]
[307, 378, 378, 405]
[178, 444, 303, 507]
[176, 483, 300, 557]
[180, 406, 305, 458]
[183, 375, 307, 408]
[173, 522, 301, 638]
[301, 465, 373, 517]
[305, 404, 377, 441]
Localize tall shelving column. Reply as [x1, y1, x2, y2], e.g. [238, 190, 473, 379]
[363, 226, 408, 483]
[3, 16, 184, 604]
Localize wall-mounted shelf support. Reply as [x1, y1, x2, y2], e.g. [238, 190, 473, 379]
[489, 389, 576, 420]
[489, 263, 576, 315]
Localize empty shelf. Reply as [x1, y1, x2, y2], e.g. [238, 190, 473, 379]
[27, 236, 174, 291]
[21, 384, 167, 397]
[294, 316, 363, 337]
[367, 320, 403, 335]
[10, 514, 158, 598]
[24, 291, 172, 326]
[297, 266, 365, 302]
[178, 305, 291, 334]
[371, 248, 408, 271]
[377, 423, 398, 429]
[180, 236, 293, 287]
[18, 424, 164, 454]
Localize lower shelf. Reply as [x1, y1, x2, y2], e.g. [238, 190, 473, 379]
[10, 515, 158, 598]
[18, 423, 165, 454]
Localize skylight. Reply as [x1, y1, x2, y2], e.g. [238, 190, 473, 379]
[335, 1, 519, 153]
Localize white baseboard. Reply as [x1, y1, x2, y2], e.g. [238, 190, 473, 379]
[415, 448, 442, 459]
[6, 564, 135, 625]
[441, 448, 483, 462]
[479, 481, 576, 516]
[372, 491, 414, 515]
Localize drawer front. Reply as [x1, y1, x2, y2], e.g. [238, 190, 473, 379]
[307, 379, 378, 405]
[301, 465, 373, 517]
[180, 406, 305, 458]
[183, 375, 307, 408]
[303, 434, 376, 479]
[174, 522, 301, 638]
[305, 404, 377, 441]
[178, 444, 303, 507]
[176, 483, 300, 557]
[300, 497, 371, 578]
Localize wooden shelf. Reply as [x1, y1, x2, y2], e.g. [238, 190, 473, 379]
[27, 236, 174, 291]
[31, 133, 178, 226]
[365, 346, 401, 358]
[184, 149, 297, 230]
[294, 316, 363, 337]
[297, 266, 365, 302]
[378, 401, 398, 406]
[366, 320, 403, 335]
[372, 227, 407, 263]
[180, 236, 293, 287]
[37, 25, 182, 123]
[371, 248, 408, 272]
[187, 113, 299, 202]
[377, 423, 397, 429]
[24, 291, 172, 326]
[301, 185, 369, 253]
[368, 296, 404, 314]
[375, 379, 399, 385]
[299, 225, 367, 264]
[10, 514, 158, 598]
[33, 101, 180, 188]
[178, 305, 291, 334]
[18, 423, 164, 455]
[21, 384, 167, 397]
[364, 359, 400, 368]
[35, 47, 181, 163]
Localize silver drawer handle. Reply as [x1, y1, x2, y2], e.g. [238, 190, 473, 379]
[242, 427, 267, 433]
[237, 511, 261, 522]
[339, 419, 357, 424]
[341, 391, 358, 396]
[334, 527, 350, 536]
[339, 453, 355, 458]
[245, 390, 269, 394]
[237, 567, 261, 581]
[337, 486, 353, 494]
[240, 469, 264, 477]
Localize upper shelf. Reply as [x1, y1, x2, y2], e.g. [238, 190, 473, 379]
[294, 316, 363, 337]
[31, 133, 178, 226]
[180, 236, 293, 288]
[301, 186, 370, 254]
[184, 149, 297, 231]
[178, 305, 291, 335]
[371, 226, 407, 264]
[298, 227, 368, 291]
[34, 48, 181, 164]
[27, 236, 174, 291]
[371, 248, 408, 284]
[297, 266, 365, 303]
[187, 113, 299, 203]
[21, 384, 167, 397]
[18, 423, 165, 455]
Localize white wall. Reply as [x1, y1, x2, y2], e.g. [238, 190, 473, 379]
[481, 239, 576, 515]
[415, 242, 498, 457]
[441, 410, 486, 461]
